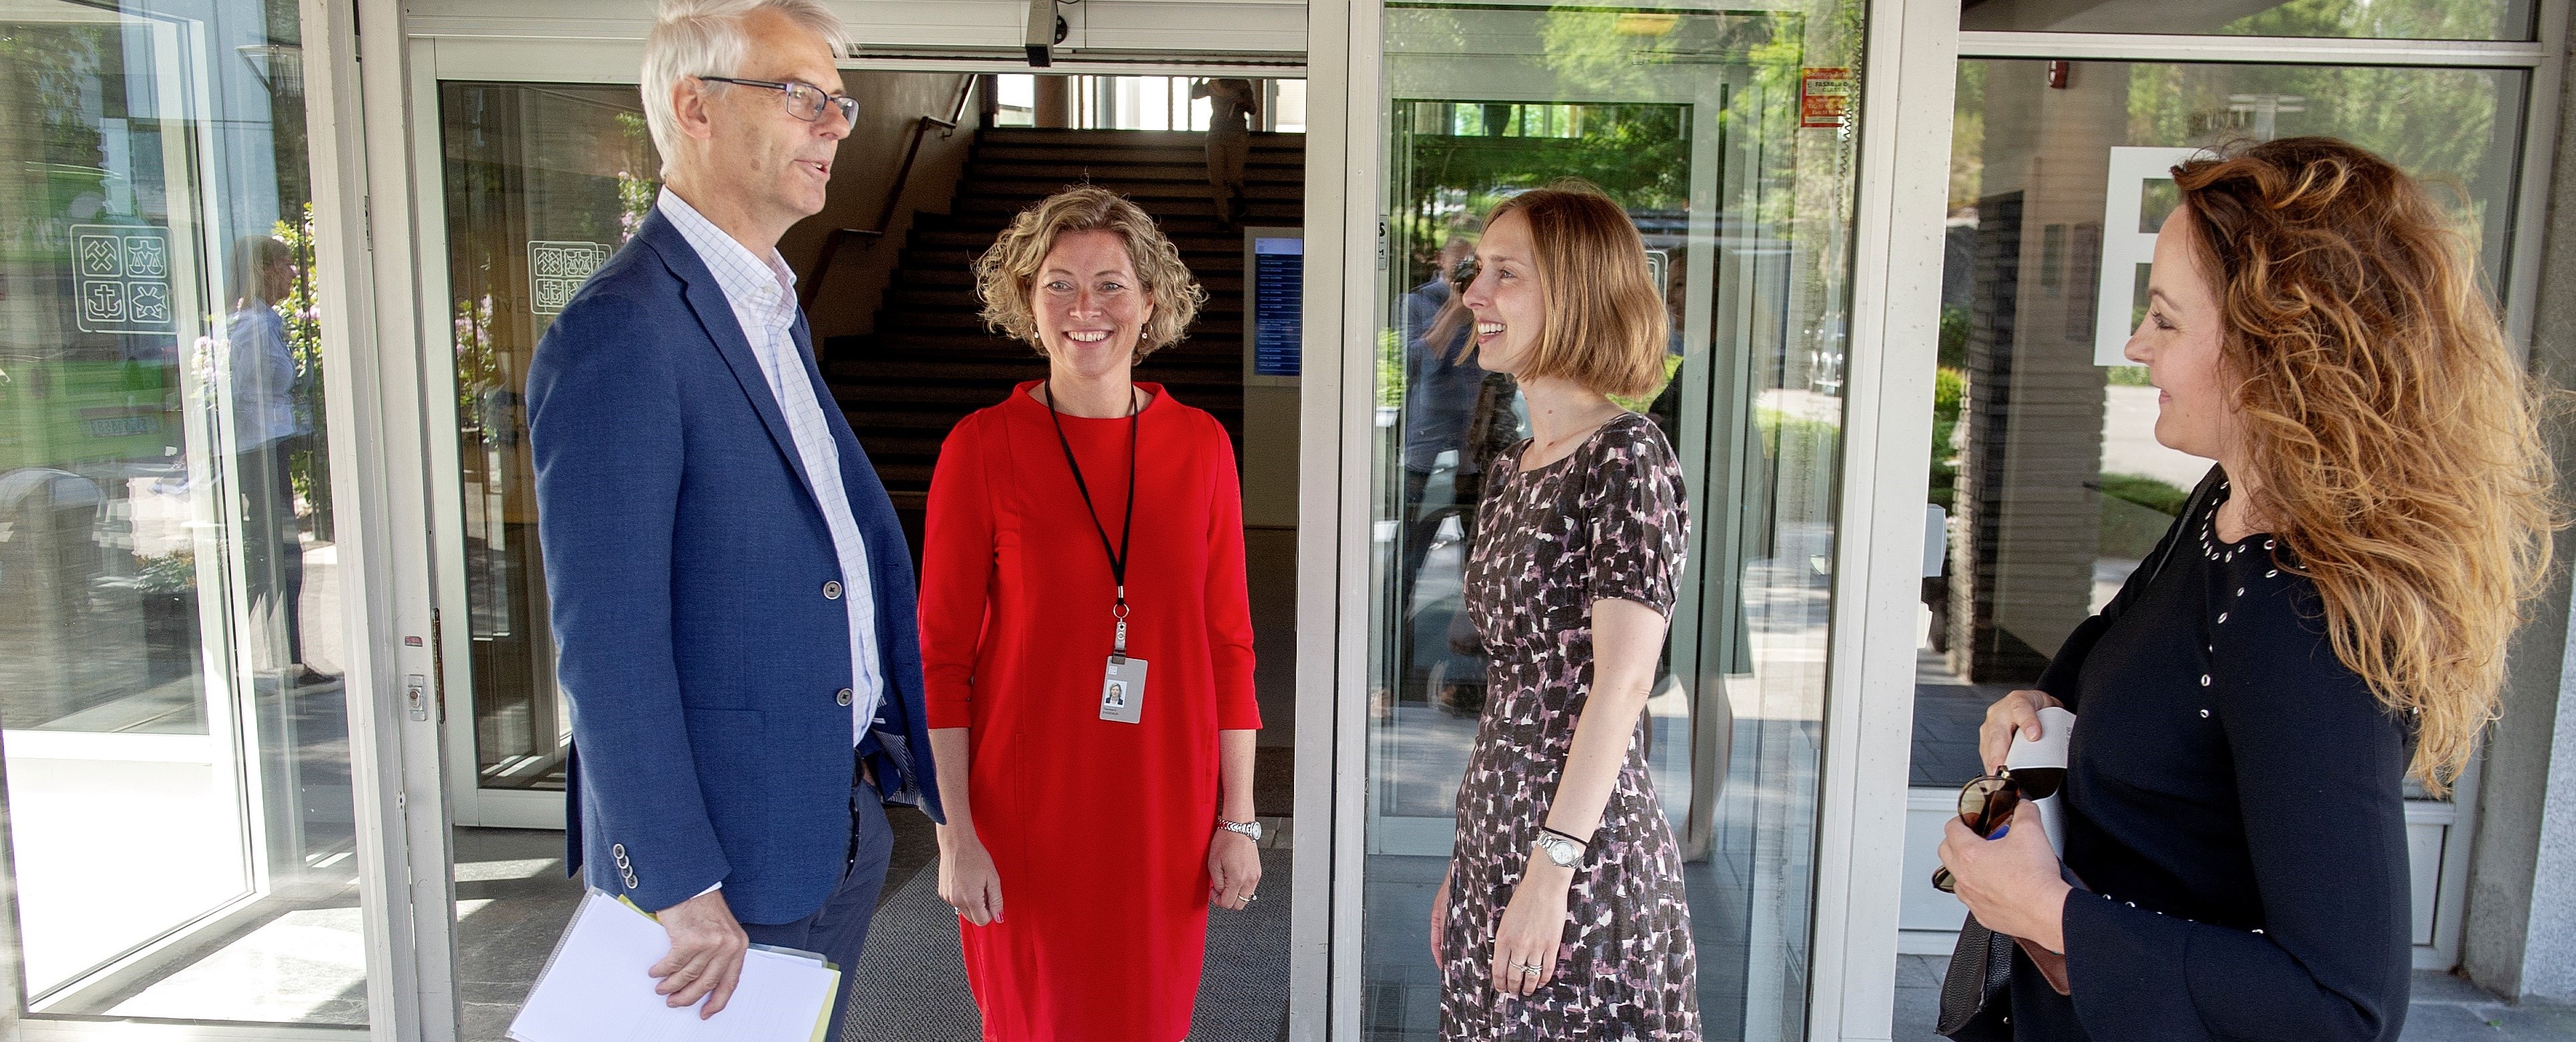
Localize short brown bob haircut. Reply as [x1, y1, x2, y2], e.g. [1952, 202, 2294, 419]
[1467, 182, 1669, 399]
[974, 185, 1206, 360]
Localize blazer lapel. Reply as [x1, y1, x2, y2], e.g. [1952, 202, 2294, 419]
[638, 212, 828, 514]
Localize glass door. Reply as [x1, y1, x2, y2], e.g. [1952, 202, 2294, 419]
[432, 81, 660, 827]
[1907, 45, 2534, 971]
[0, 0, 369, 1028]
[1354, 5, 1866, 1039]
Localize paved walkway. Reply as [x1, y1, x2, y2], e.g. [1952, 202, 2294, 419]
[1894, 954, 2576, 1041]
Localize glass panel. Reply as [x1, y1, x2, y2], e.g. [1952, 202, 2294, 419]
[1902, 57, 2525, 939]
[0, 0, 364, 1026]
[1960, 0, 2535, 41]
[1361, 5, 1863, 1039]
[439, 82, 661, 794]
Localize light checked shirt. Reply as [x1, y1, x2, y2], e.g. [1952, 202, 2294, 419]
[658, 189, 885, 746]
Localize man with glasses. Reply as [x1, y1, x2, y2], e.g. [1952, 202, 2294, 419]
[524, 1, 940, 1037]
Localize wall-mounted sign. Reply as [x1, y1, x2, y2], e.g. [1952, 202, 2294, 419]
[71, 224, 175, 335]
[2093, 147, 2202, 366]
[528, 240, 614, 315]
[1244, 228, 1303, 386]
[1800, 68, 1854, 129]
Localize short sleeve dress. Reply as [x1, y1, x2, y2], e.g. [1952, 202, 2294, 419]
[1439, 411, 1701, 1041]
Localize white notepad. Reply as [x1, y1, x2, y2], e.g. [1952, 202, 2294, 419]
[508, 890, 841, 1042]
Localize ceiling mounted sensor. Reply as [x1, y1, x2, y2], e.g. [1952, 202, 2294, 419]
[1024, 0, 1070, 67]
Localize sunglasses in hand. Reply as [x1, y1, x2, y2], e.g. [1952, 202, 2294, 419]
[1930, 765, 2065, 894]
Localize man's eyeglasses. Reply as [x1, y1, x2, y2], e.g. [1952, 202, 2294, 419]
[696, 76, 860, 129]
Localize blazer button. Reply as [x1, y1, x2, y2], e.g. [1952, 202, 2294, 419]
[823, 580, 843, 600]
[836, 688, 855, 706]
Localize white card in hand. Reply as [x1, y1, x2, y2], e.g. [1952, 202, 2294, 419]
[2004, 706, 2075, 858]
[2004, 706, 2075, 772]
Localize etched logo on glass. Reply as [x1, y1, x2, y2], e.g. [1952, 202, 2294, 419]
[71, 224, 176, 334]
[528, 240, 614, 315]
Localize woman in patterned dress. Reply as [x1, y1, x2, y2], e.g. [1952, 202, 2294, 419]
[1432, 184, 1700, 1039]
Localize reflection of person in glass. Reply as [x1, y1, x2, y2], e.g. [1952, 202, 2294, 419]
[225, 234, 327, 686]
[523, 2, 942, 1035]
[1428, 184, 1699, 1037]
[1189, 77, 1257, 230]
[921, 186, 1263, 1041]
[1936, 138, 2555, 1041]
[1396, 228, 1482, 615]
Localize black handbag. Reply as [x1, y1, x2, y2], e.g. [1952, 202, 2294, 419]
[1934, 465, 2226, 1041]
[1936, 913, 2017, 1040]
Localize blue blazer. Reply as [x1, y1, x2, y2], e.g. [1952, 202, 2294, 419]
[525, 209, 943, 925]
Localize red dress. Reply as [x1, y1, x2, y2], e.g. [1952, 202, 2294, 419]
[919, 382, 1261, 1041]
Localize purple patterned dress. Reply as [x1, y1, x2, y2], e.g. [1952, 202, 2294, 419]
[1439, 411, 1701, 1040]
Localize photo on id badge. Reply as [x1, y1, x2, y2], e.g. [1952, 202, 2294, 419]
[1100, 658, 1147, 724]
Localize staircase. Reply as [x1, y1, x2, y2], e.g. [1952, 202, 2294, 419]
[823, 127, 1306, 523]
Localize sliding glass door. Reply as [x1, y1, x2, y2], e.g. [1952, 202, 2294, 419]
[0, 0, 371, 1029]
[1351, 5, 1869, 1039]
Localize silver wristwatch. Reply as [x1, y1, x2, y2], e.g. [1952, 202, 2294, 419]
[1533, 832, 1584, 868]
[1217, 817, 1263, 843]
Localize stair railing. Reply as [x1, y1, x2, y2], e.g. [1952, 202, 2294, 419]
[802, 73, 983, 312]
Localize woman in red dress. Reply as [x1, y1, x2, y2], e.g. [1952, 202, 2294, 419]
[919, 186, 1263, 1041]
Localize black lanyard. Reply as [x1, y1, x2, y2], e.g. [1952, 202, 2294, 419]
[1043, 380, 1141, 656]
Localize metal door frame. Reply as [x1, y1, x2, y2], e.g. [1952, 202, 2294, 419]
[385, 12, 1340, 1041]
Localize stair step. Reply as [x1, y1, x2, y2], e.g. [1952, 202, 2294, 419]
[873, 463, 935, 487]
[833, 359, 1245, 383]
[900, 236, 1276, 261]
[959, 163, 1306, 185]
[972, 145, 1305, 169]
[954, 196, 1297, 222]
[832, 358, 1243, 385]
[959, 180, 1304, 204]
[843, 409, 983, 431]
[851, 433, 946, 459]
[878, 312, 1244, 336]
[955, 193, 1301, 216]
[831, 330, 1242, 354]
[979, 128, 1303, 150]
[912, 208, 1299, 236]
[893, 266, 1246, 295]
[829, 344, 1245, 374]
[830, 383, 1038, 408]
[886, 286, 1245, 315]
[829, 388, 1241, 419]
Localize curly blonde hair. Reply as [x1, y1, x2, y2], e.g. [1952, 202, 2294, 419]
[2174, 137, 2559, 794]
[973, 186, 1205, 358]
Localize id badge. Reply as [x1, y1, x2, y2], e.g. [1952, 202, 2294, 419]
[1100, 656, 1148, 724]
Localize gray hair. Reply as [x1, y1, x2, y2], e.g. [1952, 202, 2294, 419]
[640, 0, 847, 174]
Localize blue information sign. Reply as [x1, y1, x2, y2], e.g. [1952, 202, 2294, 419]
[1247, 232, 1303, 382]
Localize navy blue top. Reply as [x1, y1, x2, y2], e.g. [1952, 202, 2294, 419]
[2008, 471, 2412, 1041]
[1401, 275, 1484, 474]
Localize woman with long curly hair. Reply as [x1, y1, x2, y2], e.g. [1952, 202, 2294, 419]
[1934, 136, 2555, 1041]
